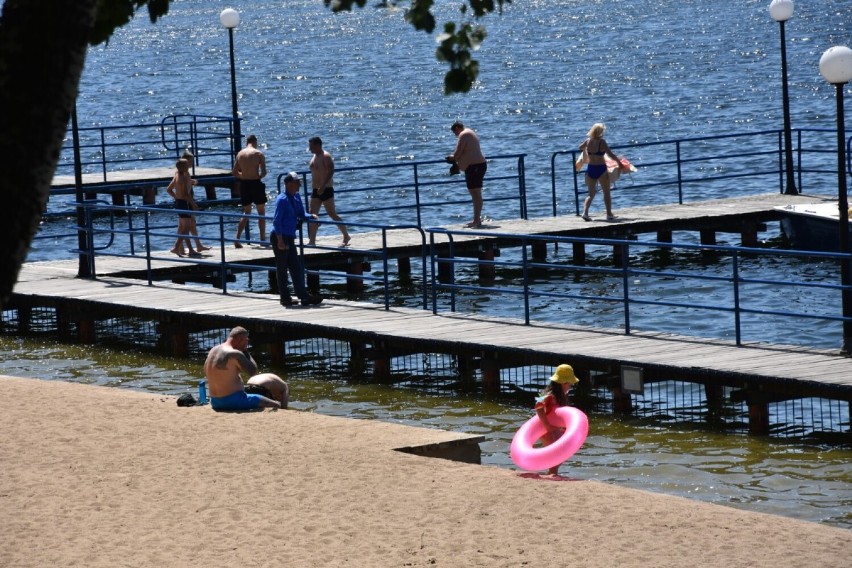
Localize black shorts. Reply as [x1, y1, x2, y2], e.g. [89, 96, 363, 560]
[464, 162, 487, 190]
[311, 187, 335, 202]
[175, 199, 192, 219]
[244, 383, 275, 400]
[238, 179, 268, 206]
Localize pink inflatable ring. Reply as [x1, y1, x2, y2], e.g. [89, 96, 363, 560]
[510, 406, 589, 471]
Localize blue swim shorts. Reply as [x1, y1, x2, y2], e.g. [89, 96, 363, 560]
[210, 390, 263, 411]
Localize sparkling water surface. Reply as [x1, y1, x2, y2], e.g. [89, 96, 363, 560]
[9, 0, 852, 529]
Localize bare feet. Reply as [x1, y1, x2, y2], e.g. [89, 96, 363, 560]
[234, 241, 243, 249]
[169, 248, 185, 257]
[196, 245, 211, 251]
[341, 236, 352, 247]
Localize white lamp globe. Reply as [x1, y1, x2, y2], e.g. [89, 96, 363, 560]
[819, 46, 852, 85]
[768, 0, 794, 22]
[220, 8, 240, 29]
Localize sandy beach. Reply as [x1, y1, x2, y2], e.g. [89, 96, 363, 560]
[0, 375, 849, 567]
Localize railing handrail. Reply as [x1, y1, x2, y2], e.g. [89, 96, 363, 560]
[427, 226, 852, 347]
[551, 128, 852, 217]
[275, 153, 528, 228]
[57, 114, 237, 182]
[75, 202, 429, 310]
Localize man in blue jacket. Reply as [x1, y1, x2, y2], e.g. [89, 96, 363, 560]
[270, 172, 323, 306]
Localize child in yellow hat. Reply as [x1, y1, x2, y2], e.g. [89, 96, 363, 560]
[534, 364, 579, 476]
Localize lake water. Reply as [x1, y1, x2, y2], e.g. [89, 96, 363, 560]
[9, 0, 852, 529]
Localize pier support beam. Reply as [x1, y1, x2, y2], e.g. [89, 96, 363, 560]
[741, 224, 759, 248]
[573, 242, 586, 266]
[700, 229, 716, 246]
[16, 305, 31, 334]
[478, 244, 496, 281]
[611, 387, 633, 413]
[457, 354, 479, 392]
[143, 187, 157, 205]
[748, 402, 770, 436]
[481, 357, 500, 396]
[397, 257, 411, 276]
[657, 229, 672, 243]
[347, 258, 366, 294]
[268, 337, 286, 366]
[172, 331, 190, 358]
[437, 259, 454, 284]
[78, 319, 96, 344]
[372, 343, 391, 382]
[531, 241, 547, 261]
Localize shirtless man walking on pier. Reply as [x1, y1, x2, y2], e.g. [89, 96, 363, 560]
[203, 326, 289, 411]
[232, 134, 268, 247]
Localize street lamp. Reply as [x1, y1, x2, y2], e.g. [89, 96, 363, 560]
[220, 7, 242, 157]
[819, 45, 852, 353]
[768, 0, 798, 195]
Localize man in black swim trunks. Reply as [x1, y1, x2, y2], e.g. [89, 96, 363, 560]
[307, 136, 351, 246]
[232, 134, 268, 248]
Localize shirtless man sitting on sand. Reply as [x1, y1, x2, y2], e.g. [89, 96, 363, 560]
[203, 326, 289, 411]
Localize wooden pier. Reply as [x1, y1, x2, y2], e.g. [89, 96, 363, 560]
[8, 246, 852, 436]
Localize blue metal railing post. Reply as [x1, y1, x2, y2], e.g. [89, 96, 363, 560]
[549, 152, 559, 217]
[521, 240, 531, 324]
[413, 163, 423, 227]
[99, 128, 108, 182]
[621, 241, 631, 335]
[517, 155, 527, 219]
[382, 229, 391, 310]
[675, 141, 684, 204]
[144, 211, 153, 285]
[732, 250, 741, 346]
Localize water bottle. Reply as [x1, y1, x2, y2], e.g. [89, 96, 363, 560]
[198, 379, 208, 405]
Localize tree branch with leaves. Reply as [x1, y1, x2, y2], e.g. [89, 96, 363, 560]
[325, 0, 508, 94]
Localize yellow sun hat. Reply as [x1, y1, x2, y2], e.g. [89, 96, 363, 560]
[550, 364, 578, 384]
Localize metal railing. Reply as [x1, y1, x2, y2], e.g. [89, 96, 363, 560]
[73, 202, 429, 310]
[427, 227, 852, 348]
[550, 129, 852, 217]
[276, 154, 527, 227]
[55, 114, 237, 184]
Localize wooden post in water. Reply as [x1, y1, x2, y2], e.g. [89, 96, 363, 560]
[457, 354, 478, 391]
[700, 229, 716, 245]
[372, 343, 391, 382]
[347, 258, 365, 294]
[611, 386, 633, 413]
[78, 319, 96, 344]
[573, 242, 586, 265]
[143, 187, 157, 205]
[479, 244, 495, 281]
[741, 224, 759, 248]
[531, 241, 547, 260]
[481, 357, 500, 396]
[657, 229, 672, 243]
[172, 331, 190, 358]
[16, 305, 31, 334]
[748, 402, 770, 435]
[397, 256, 411, 276]
[438, 258, 454, 283]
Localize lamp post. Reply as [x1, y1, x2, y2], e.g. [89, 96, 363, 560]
[220, 8, 242, 158]
[71, 104, 92, 278]
[819, 45, 852, 353]
[768, 0, 798, 195]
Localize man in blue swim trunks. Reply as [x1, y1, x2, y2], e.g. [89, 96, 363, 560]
[203, 326, 289, 411]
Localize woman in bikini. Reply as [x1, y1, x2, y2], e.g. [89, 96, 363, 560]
[579, 123, 622, 222]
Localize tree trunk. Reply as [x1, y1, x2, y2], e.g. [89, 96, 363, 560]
[0, 0, 97, 308]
